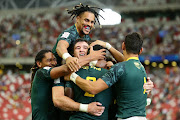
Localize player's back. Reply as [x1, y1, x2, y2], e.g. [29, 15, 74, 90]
[113, 58, 147, 119]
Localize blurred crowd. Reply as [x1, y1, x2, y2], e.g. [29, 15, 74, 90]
[146, 66, 180, 120]
[0, 70, 31, 120]
[0, 11, 180, 58]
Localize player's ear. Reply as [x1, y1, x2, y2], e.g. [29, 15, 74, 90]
[139, 47, 143, 55]
[76, 16, 80, 23]
[36, 61, 42, 68]
[122, 42, 125, 50]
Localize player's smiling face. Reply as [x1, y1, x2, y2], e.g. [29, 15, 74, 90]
[73, 41, 89, 58]
[76, 11, 95, 36]
[37, 52, 57, 68]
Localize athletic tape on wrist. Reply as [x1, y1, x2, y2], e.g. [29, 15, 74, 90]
[70, 73, 79, 84]
[79, 104, 88, 113]
[89, 60, 98, 67]
[62, 53, 72, 60]
[105, 42, 112, 50]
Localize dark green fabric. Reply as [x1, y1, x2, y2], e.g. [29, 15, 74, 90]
[66, 66, 113, 120]
[101, 59, 147, 119]
[31, 67, 64, 120]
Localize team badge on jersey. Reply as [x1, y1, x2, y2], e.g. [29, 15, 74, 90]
[134, 62, 141, 69]
[61, 32, 70, 38]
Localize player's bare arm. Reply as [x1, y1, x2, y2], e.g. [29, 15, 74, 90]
[56, 40, 81, 72]
[50, 64, 71, 79]
[52, 86, 105, 116]
[64, 73, 154, 94]
[90, 40, 124, 62]
[64, 73, 108, 95]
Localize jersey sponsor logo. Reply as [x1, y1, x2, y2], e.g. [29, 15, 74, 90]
[54, 78, 60, 84]
[61, 32, 70, 38]
[43, 67, 51, 70]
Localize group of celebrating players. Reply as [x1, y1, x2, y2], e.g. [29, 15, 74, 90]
[30, 3, 154, 120]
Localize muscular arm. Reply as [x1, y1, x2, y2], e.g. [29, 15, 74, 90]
[52, 86, 79, 111]
[75, 76, 109, 95]
[108, 47, 124, 62]
[50, 64, 71, 79]
[75, 76, 153, 95]
[56, 40, 80, 71]
[52, 86, 105, 115]
[90, 40, 124, 62]
[56, 40, 69, 58]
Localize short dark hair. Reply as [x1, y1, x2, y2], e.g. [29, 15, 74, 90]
[124, 32, 143, 54]
[87, 44, 107, 55]
[67, 3, 104, 25]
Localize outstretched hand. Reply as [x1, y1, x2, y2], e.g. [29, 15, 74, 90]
[88, 102, 105, 116]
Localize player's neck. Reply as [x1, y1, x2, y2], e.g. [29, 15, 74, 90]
[124, 54, 139, 61]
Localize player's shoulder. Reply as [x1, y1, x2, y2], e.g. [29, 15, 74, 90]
[58, 25, 77, 39]
[37, 67, 52, 73]
[113, 61, 125, 68]
[63, 25, 76, 35]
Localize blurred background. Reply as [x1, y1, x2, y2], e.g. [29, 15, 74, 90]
[0, 0, 180, 120]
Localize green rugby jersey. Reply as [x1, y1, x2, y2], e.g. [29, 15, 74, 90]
[31, 67, 64, 120]
[52, 24, 91, 66]
[101, 57, 147, 119]
[66, 66, 112, 120]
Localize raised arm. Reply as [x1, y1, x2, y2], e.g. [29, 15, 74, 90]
[56, 40, 69, 58]
[108, 47, 124, 62]
[56, 40, 80, 71]
[90, 40, 124, 62]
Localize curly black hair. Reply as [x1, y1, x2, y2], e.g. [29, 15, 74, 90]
[66, 3, 104, 26]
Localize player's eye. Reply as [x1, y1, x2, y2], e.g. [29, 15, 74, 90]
[75, 46, 81, 49]
[85, 19, 89, 22]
